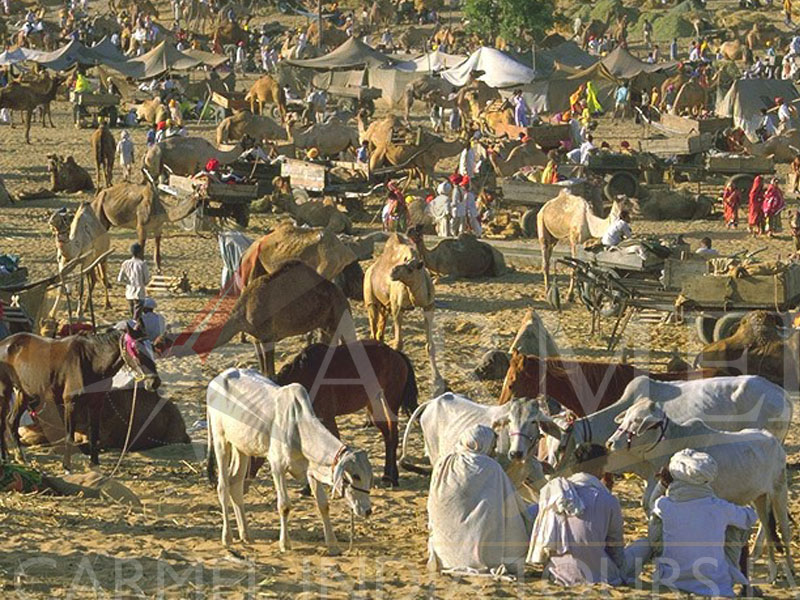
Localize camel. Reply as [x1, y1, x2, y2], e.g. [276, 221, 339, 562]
[245, 75, 286, 119]
[455, 77, 500, 124]
[0, 77, 62, 143]
[364, 233, 443, 391]
[488, 141, 548, 177]
[407, 226, 506, 278]
[47, 204, 112, 317]
[47, 155, 94, 193]
[286, 119, 360, 158]
[744, 130, 800, 163]
[580, 13, 613, 49]
[537, 191, 633, 296]
[143, 137, 244, 179]
[431, 26, 456, 49]
[91, 180, 198, 271]
[719, 39, 746, 61]
[0, 177, 12, 207]
[660, 72, 688, 105]
[374, 133, 463, 188]
[215, 110, 286, 146]
[183, 0, 213, 33]
[402, 77, 455, 121]
[359, 113, 406, 149]
[671, 80, 709, 115]
[367, 0, 394, 26]
[696, 311, 799, 389]
[91, 122, 115, 189]
[213, 20, 249, 47]
[135, 97, 169, 125]
[265, 177, 352, 233]
[477, 99, 515, 136]
[397, 27, 429, 52]
[23, 72, 62, 128]
[238, 221, 357, 287]
[306, 19, 350, 49]
[159, 261, 357, 376]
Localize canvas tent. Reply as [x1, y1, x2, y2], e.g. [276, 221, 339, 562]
[285, 37, 394, 70]
[0, 39, 122, 70]
[509, 42, 597, 79]
[512, 63, 619, 114]
[106, 41, 228, 79]
[601, 46, 676, 79]
[393, 49, 467, 73]
[440, 47, 535, 88]
[716, 78, 800, 140]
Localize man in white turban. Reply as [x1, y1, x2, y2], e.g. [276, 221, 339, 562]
[426, 424, 532, 575]
[638, 449, 757, 597]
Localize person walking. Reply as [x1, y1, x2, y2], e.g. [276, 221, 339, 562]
[613, 82, 629, 120]
[762, 177, 786, 236]
[748, 175, 765, 236]
[462, 177, 482, 236]
[722, 182, 741, 228]
[118, 243, 150, 323]
[116, 130, 135, 182]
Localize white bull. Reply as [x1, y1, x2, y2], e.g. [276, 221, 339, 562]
[608, 399, 793, 579]
[206, 368, 373, 553]
[400, 393, 560, 491]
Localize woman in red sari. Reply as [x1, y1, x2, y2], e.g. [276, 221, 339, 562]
[748, 175, 765, 236]
[722, 183, 741, 228]
[762, 177, 786, 237]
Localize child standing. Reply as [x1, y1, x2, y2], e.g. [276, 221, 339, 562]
[118, 243, 150, 323]
[117, 130, 135, 182]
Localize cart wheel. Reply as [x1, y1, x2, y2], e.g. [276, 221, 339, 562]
[695, 314, 717, 345]
[712, 312, 747, 342]
[604, 171, 639, 202]
[727, 174, 755, 198]
[271, 105, 282, 120]
[519, 208, 539, 238]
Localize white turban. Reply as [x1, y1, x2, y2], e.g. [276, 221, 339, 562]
[457, 424, 496, 455]
[668, 449, 718, 486]
[437, 181, 452, 195]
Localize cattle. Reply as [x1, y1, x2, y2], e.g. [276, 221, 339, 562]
[554, 375, 791, 503]
[608, 399, 793, 579]
[400, 393, 560, 491]
[206, 368, 373, 552]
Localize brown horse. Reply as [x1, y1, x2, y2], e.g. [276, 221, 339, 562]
[252, 340, 418, 486]
[499, 351, 709, 415]
[0, 326, 160, 469]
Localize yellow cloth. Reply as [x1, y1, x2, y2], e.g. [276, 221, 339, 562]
[585, 82, 602, 113]
[541, 160, 556, 184]
[74, 73, 92, 93]
[569, 84, 584, 111]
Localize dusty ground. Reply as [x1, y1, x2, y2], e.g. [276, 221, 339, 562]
[2, 3, 800, 596]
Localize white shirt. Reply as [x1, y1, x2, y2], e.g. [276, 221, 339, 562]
[689, 46, 701, 62]
[459, 147, 476, 177]
[779, 103, 792, 123]
[695, 247, 718, 257]
[601, 219, 632, 246]
[118, 257, 150, 300]
[579, 140, 594, 165]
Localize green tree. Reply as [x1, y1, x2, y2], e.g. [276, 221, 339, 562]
[464, 0, 555, 44]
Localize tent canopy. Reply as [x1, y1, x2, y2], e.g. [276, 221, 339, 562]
[106, 41, 228, 79]
[393, 49, 467, 73]
[513, 63, 619, 114]
[509, 42, 597, 79]
[601, 46, 676, 79]
[716, 78, 800, 140]
[285, 37, 394, 70]
[440, 46, 535, 88]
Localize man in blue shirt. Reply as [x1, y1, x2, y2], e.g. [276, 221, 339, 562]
[612, 83, 629, 120]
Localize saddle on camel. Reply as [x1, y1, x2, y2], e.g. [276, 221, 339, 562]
[0, 325, 160, 469]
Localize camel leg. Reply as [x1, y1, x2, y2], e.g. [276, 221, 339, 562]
[99, 261, 111, 309]
[567, 238, 578, 301]
[391, 306, 403, 351]
[423, 308, 443, 392]
[24, 109, 32, 144]
[47, 105, 54, 128]
[154, 235, 162, 273]
[540, 236, 553, 291]
[255, 341, 276, 377]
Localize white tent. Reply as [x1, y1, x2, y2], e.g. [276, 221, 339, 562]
[394, 50, 467, 73]
[440, 47, 535, 88]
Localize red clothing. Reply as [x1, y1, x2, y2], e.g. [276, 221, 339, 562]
[723, 186, 740, 225]
[763, 183, 786, 218]
[748, 175, 764, 228]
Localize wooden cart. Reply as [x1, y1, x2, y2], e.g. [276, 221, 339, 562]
[281, 158, 371, 196]
[658, 115, 733, 136]
[70, 91, 120, 127]
[499, 179, 589, 237]
[488, 122, 571, 151]
[160, 175, 259, 230]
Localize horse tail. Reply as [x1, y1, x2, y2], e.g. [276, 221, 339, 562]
[397, 349, 418, 417]
[399, 400, 432, 475]
[206, 413, 217, 488]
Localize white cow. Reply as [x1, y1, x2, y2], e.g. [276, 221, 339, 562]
[400, 393, 560, 490]
[206, 368, 373, 553]
[555, 375, 791, 480]
[608, 399, 793, 578]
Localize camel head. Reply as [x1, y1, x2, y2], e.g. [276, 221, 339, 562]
[48, 206, 72, 234]
[610, 195, 637, 219]
[390, 256, 425, 284]
[46, 154, 62, 174]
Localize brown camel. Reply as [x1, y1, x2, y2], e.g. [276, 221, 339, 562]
[47, 203, 112, 316]
[238, 221, 357, 286]
[455, 76, 500, 124]
[477, 98, 515, 135]
[264, 178, 353, 233]
[488, 141, 548, 176]
[671, 80, 709, 115]
[91, 122, 115, 189]
[47, 155, 94, 193]
[369, 129, 463, 187]
[159, 260, 357, 376]
[660, 72, 688, 106]
[135, 97, 169, 125]
[213, 20, 249, 47]
[402, 77, 455, 121]
[407, 226, 506, 278]
[719, 39, 746, 61]
[368, 0, 394, 26]
[364, 233, 443, 392]
[91, 181, 197, 271]
[215, 110, 286, 145]
[143, 137, 244, 179]
[397, 27, 429, 52]
[580, 13, 613, 49]
[696, 311, 799, 390]
[183, 0, 213, 33]
[538, 191, 633, 296]
[306, 19, 350, 48]
[743, 130, 800, 163]
[0, 77, 62, 143]
[245, 75, 287, 119]
[286, 118, 360, 158]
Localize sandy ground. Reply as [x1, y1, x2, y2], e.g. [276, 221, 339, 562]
[3, 12, 800, 597]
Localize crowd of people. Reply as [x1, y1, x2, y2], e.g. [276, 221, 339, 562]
[426, 425, 758, 596]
